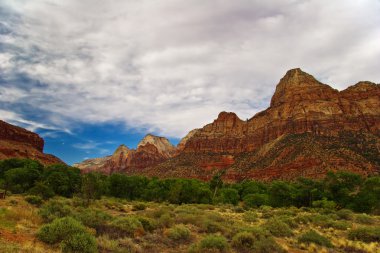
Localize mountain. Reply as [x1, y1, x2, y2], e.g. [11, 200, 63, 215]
[0, 120, 64, 165]
[75, 68, 380, 181]
[74, 134, 176, 174]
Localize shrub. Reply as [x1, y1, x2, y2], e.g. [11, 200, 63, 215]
[336, 209, 354, 220]
[167, 224, 191, 241]
[60, 232, 97, 253]
[136, 216, 157, 232]
[108, 217, 144, 238]
[199, 235, 229, 252]
[348, 227, 380, 242]
[37, 217, 87, 244]
[242, 211, 258, 222]
[243, 194, 268, 208]
[158, 213, 174, 228]
[38, 199, 73, 222]
[355, 214, 375, 224]
[25, 195, 43, 206]
[264, 218, 293, 237]
[232, 230, 285, 253]
[74, 209, 112, 232]
[132, 203, 147, 211]
[298, 230, 333, 248]
[312, 198, 336, 209]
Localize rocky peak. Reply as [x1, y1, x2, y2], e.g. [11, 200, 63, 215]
[138, 134, 175, 157]
[112, 144, 130, 157]
[270, 68, 336, 107]
[177, 129, 200, 151]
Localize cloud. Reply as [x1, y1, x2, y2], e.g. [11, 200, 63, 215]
[0, 0, 379, 138]
[72, 141, 110, 155]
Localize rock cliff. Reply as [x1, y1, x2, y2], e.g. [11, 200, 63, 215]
[0, 120, 64, 165]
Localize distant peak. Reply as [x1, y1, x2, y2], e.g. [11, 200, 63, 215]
[113, 144, 130, 155]
[216, 111, 241, 121]
[270, 68, 329, 107]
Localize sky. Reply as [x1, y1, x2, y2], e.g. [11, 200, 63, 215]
[0, 0, 380, 165]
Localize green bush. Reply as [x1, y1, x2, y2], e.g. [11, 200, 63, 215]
[243, 194, 268, 208]
[60, 232, 97, 253]
[38, 199, 73, 222]
[74, 209, 112, 232]
[242, 211, 258, 222]
[108, 216, 144, 237]
[37, 217, 97, 252]
[336, 209, 354, 220]
[312, 198, 336, 209]
[298, 230, 332, 248]
[25, 195, 43, 206]
[355, 214, 375, 224]
[199, 235, 229, 252]
[137, 216, 157, 232]
[132, 203, 147, 211]
[264, 218, 293, 237]
[348, 227, 380, 242]
[167, 224, 191, 241]
[232, 230, 285, 253]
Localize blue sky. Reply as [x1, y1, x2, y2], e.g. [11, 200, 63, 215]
[0, 0, 380, 164]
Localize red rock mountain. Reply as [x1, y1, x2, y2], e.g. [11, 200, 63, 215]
[76, 68, 380, 181]
[0, 120, 64, 165]
[74, 134, 176, 174]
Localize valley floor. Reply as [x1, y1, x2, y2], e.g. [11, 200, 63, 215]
[0, 195, 379, 253]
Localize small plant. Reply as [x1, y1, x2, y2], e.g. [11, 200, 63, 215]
[232, 230, 285, 253]
[167, 224, 191, 241]
[136, 216, 157, 232]
[25, 195, 43, 206]
[348, 226, 380, 242]
[242, 211, 258, 222]
[198, 235, 229, 252]
[132, 203, 147, 211]
[264, 218, 293, 237]
[37, 217, 97, 252]
[60, 232, 97, 253]
[298, 230, 333, 248]
[108, 216, 144, 238]
[355, 214, 375, 224]
[336, 209, 354, 220]
[312, 198, 336, 209]
[38, 199, 73, 222]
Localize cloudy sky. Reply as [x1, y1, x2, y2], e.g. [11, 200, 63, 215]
[1, 0, 379, 164]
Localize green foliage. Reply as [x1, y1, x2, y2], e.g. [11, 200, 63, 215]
[242, 211, 258, 222]
[60, 232, 97, 253]
[38, 198, 73, 222]
[25, 195, 43, 206]
[136, 216, 157, 232]
[243, 193, 268, 208]
[336, 209, 354, 220]
[132, 202, 147, 211]
[28, 181, 55, 199]
[218, 188, 239, 205]
[43, 165, 82, 197]
[355, 214, 375, 224]
[37, 216, 89, 242]
[81, 173, 107, 204]
[232, 229, 285, 253]
[198, 235, 229, 252]
[167, 224, 191, 241]
[108, 216, 144, 237]
[264, 218, 293, 237]
[74, 208, 112, 232]
[298, 230, 333, 247]
[312, 198, 337, 209]
[268, 181, 295, 207]
[348, 226, 380, 242]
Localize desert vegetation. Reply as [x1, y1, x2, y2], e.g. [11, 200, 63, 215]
[0, 158, 380, 252]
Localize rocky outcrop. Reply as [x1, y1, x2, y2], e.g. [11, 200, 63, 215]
[0, 120, 63, 165]
[183, 68, 380, 154]
[74, 134, 176, 174]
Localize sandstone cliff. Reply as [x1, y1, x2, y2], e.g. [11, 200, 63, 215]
[0, 120, 64, 165]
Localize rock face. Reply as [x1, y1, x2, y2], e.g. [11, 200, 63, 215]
[183, 68, 380, 154]
[0, 120, 64, 165]
[76, 68, 380, 181]
[74, 134, 176, 174]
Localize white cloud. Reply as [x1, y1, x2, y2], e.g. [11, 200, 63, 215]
[0, 0, 379, 138]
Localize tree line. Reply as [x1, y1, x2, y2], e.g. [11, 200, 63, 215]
[0, 158, 379, 213]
